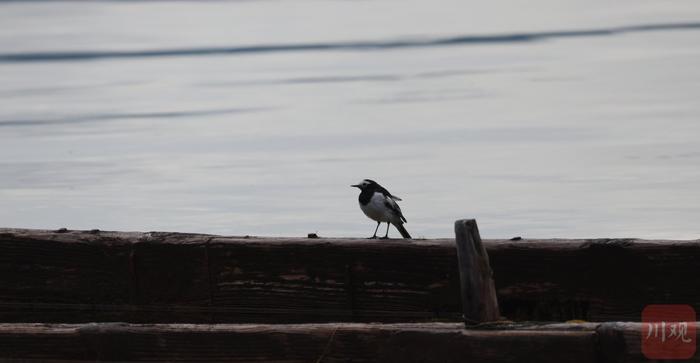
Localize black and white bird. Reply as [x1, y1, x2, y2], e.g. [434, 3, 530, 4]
[351, 179, 411, 239]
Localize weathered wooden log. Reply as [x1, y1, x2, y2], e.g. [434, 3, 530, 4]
[1, 228, 699, 323]
[0, 321, 650, 362]
[454, 219, 499, 325]
[487, 238, 700, 322]
[0, 229, 461, 323]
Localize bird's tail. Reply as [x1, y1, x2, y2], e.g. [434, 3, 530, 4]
[393, 223, 412, 239]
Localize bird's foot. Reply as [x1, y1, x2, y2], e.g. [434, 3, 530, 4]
[380, 236, 390, 240]
[367, 236, 378, 239]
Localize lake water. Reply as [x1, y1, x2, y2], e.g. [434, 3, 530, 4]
[1, 0, 700, 239]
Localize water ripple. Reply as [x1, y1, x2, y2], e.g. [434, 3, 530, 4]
[0, 107, 272, 127]
[1, 22, 699, 63]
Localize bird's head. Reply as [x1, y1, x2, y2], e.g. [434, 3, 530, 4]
[351, 179, 377, 190]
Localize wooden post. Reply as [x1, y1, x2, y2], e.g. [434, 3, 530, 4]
[454, 219, 500, 325]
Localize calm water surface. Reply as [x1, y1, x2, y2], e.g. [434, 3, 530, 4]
[1, 1, 700, 239]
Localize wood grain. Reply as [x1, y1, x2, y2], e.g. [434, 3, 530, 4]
[455, 219, 500, 324]
[0, 228, 698, 323]
[487, 238, 700, 321]
[0, 322, 629, 362]
[0, 229, 461, 323]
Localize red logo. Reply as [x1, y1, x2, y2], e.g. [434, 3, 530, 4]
[642, 304, 696, 359]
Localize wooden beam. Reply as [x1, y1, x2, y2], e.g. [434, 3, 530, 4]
[486, 238, 700, 322]
[0, 322, 643, 362]
[0, 229, 461, 324]
[454, 219, 499, 324]
[1, 228, 699, 323]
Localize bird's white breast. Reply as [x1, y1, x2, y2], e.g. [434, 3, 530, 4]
[359, 192, 396, 223]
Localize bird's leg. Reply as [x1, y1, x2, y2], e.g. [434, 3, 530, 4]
[380, 223, 390, 239]
[368, 221, 380, 239]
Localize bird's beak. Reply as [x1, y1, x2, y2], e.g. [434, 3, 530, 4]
[351, 184, 360, 188]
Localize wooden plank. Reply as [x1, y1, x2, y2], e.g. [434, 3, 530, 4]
[206, 235, 462, 322]
[454, 219, 499, 324]
[0, 229, 461, 323]
[598, 321, 697, 362]
[487, 238, 700, 321]
[0, 322, 620, 363]
[1, 228, 699, 323]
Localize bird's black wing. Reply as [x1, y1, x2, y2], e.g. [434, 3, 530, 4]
[383, 197, 407, 223]
[376, 185, 402, 201]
